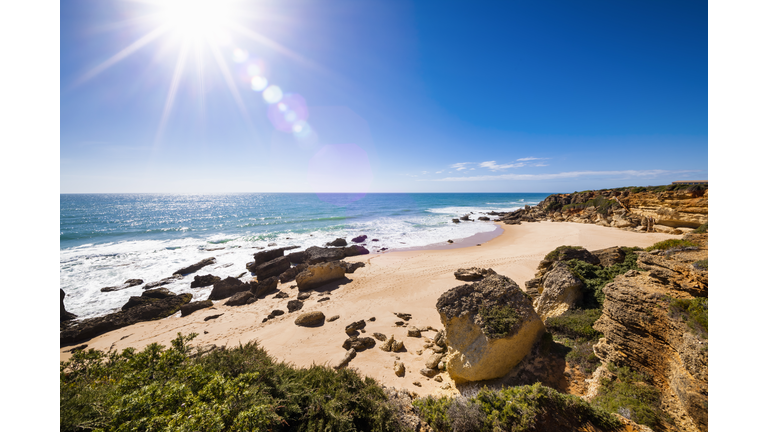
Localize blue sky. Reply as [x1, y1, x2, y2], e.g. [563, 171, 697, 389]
[60, 0, 708, 193]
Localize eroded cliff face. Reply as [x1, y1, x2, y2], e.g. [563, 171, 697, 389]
[495, 187, 708, 233]
[592, 233, 708, 432]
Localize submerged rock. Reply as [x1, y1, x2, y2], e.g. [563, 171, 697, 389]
[173, 257, 216, 276]
[100, 279, 144, 293]
[190, 274, 220, 288]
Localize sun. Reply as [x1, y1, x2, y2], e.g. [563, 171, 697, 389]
[156, 0, 237, 41]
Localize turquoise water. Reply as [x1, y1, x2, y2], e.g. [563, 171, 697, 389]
[60, 193, 550, 318]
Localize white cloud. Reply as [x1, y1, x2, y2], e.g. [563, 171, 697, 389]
[451, 162, 471, 171]
[516, 157, 548, 162]
[479, 161, 525, 171]
[431, 169, 698, 182]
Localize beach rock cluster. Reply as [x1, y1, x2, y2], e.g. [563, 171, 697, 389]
[436, 274, 545, 383]
[61, 289, 192, 346]
[453, 267, 497, 281]
[491, 187, 708, 233]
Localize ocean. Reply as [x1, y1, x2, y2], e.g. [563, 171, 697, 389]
[60, 193, 550, 319]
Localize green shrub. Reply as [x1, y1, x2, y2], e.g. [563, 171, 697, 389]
[669, 297, 708, 337]
[593, 364, 664, 429]
[693, 222, 708, 233]
[645, 239, 698, 252]
[546, 309, 602, 340]
[545, 245, 585, 261]
[693, 259, 708, 270]
[567, 247, 641, 308]
[479, 305, 520, 339]
[61, 333, 402, 432]
[561, 195, 621, 216]
[414, 383, 620, 432]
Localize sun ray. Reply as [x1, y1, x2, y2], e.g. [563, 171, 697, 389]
[72, 24, 170, 88]
[155, 40, 190, 145]
[208, 39, 254, 130]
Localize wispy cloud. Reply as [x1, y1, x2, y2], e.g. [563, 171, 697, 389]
[430, 169, 697, 182]
[516, 157, 548, 162]
[451, 162, 471, 171]
[479, 161, 525, 171]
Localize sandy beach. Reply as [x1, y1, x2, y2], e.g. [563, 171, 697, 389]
[60, 221, 678, 396]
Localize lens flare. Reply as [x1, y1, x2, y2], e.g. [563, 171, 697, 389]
[251, 76, 268, 91]
[308, 144, 373, 205]
[232, 48, 248, 63]
[267, 93, 307, 131]
[262, 85, 283, 103]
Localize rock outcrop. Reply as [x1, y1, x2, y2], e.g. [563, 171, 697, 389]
[436, 274, 545, 383]
[100, 279, 144, 292]
[61, 291, 192, 346]
[173, 257, 216, 276]
[190, 274, 220, 288]
[208, 277, 249, 300]
[60, 289, 77, 322]
[295, 261, 346, 291]
[180, 300, 213, 317]
[304, 246, 346, 265]
[454, 267, 497, 281]
[494, 187, 707, 232]
[533, 262, 584, 321]
[592, 233, 708, 432]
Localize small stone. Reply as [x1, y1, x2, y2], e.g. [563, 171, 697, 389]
[394, 312, 412, 321]
[204, 314, 223, 321]
[373, 332, 387, 341]
[318, 297, 330, 302]
[327, 315, 340, 322]
[394, 361, 405, 377]
[287, 299, 304, 312]
[413, 382, 422, 387]
[434, 375, 443, 383]
[345, 320, 366, 335]
[273, 291, 289, 299]
[392, 340, 404, 352]
[395, 321, 405, 326]
[420, 368, 438, 378]
[416, 350, 423, 355]
[369, 317, 376, 321]
[407, 327, 422, 338]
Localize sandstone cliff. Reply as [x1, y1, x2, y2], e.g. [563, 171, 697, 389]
[592, 232, 708, 432]
[495, 185, 708, 233]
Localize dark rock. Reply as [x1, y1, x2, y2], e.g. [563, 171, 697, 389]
[318, 297, 330, 302]
[478, 216, 490, 221]
[278, 263, 309, 283]
[341, 261, 366, 274]
[420, 368, 439, 378]
[121, 288, 176, 310]
[224, 291, 254, 306]
[273, 291, 289, 299]
[345, 320, 366, 335]
[60, 289, 77, 322]
[373, 332, 388, 341]
[60, 293, 192, 346]
[371, 239, 379, 242]
[395, 321, 405, 326]
[304, 246, 345, 265]
[452, 219, 460, 223]
[287, 250, 307, 264]
[351, 235, 367, 243]
[394, 312, 412, 321]
[454, 267, 497, 281]
[295, 311, 325, 327]
[208, 277, 249, 300]
[191, 274, 220, 288]
[590, 246, 627, 268]
[328, 315, 340, 322]
[326, 238, 348, 247]
[369, 317, 376, 321]
[249, 276, 278, 298]
[287, 299, 304, 312]
[270, 309, 285, 317]
[173, 257, 216, 276]
[204, 313, 223, 321]
[181, 300, 213, 317]
[297, 292, 311, 300]
[253, 256, 291, 280]
[100, 278, 144, 293]
[342, 336, 376, 351]
[343, 245, 369, 257]
[460, 215, 470, 221]
[143, 275, 183, 289]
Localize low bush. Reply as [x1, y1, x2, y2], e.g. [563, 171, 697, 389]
[561, 195, 621, 216]
[669, 297, 708, 337]
[413, 383, 621, 432]
[692, 222, 708, 233]
[693, 259, 708, 270]
[546, 309, 603, 374]
[593, 363, 664, 429]
[479, 305, 520, 339]
[61, 333, 402, 432]
[645, 239, 698, 252]
[567, 247, 641, 308]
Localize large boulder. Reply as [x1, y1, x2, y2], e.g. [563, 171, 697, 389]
[278, 263, 309, 283]
[287, 250, 307, 264]
[590, 246, 626, 267]
[533, 262, 585, 321]
[253, 256, 291, 280]
[208, 277, 249, 300]
[61, 293, 192, 346]
[343, 245, 369, 257]
[60, 289, 77, 322]
[121, 288, 175, 310]
[304, 246, 345, 265]
[326, 238, 347, 247]
[249, 276, 279, 298]
[296, 261, 347, 292]
[181, 300, 213, 317]
[224, 291, 254, 306]
[294, 311, 325, 327]
[351, 235, 367, 243]
[173, 257, 216, 276]
[436, 274, 544, 383]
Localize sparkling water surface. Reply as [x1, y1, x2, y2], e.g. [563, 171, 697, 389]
[60, 193, 550, 319]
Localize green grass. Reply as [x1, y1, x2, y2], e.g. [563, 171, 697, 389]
[546, 309, 603, 374]
[61, 333, 403, 432]
[593, 363, 665, 429]
[479, 305, 520, 339]
[669, 297, 708, 337]
[693, 259, 708, 270]
[413, 383, 621, 432]
[645, 239, 698, 252]
[692, 222, 708, 233]
[561, 195, 622, 216]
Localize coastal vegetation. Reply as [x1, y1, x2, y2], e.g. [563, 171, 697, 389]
[61, 333, 402, 432]
[567, 246, 642, 308]
[478, 305, 521, 339]
[668, 297, 708, 337]
[593, 363, 666, 429]
[644, 239, 698, 252]
[413, 382, 621, 432]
